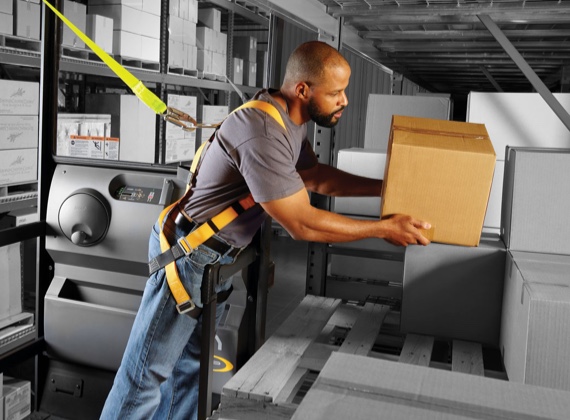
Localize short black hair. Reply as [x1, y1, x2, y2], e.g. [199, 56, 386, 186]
[283, 41, 348, 86]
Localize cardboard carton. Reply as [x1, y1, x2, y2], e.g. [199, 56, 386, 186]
[0, 116, 38, 150]
[62, 0, 86, 48]
[381, 115, 496, 247]
[401, 232, 506, 345]
[0, 80, 39, 116]
[292, 352, 570, 420]
[333, 148, 385, 216]
[86, 14, 114, 54]
[233, 36, 257, 63]
[14, 0, 40, 40]
[2, 377, 31, 420]
[501, 147, 570, 255]
[364, 94, 451, 151]
[500, 251, 570, 391]
[0, 243, 23, 322]
[0, 12, 13, 36]
[0, 148, 37, 185]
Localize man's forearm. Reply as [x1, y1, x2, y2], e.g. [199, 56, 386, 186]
[305, 163, 383, 197]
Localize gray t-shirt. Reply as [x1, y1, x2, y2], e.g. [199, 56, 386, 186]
[182, 89, 318, 247]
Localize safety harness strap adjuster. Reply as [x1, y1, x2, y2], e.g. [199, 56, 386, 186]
[176, 299, 196, 315]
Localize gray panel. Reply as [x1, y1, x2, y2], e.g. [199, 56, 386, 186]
[502, 147, 570, 254]
[401, 233, 506, 346]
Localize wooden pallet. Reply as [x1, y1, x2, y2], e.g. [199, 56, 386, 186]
[215, 295, 505, 420]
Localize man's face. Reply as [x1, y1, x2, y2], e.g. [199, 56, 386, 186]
[306, 63, 350, 127]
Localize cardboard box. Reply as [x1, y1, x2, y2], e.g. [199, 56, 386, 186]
[198, 7, 221, 32]
[197, 48, 213, 73]
[501, 251, 570, 391]
[62, 0, 86, 48]
[87, 0, 143, 10]
[0, 12, 13, 36]
[245, 60, 257, 87]
[14, 0, 40, 40]
[196, 26, 214, 51]
[142, 0, 160, 15]
[0, 80, 39, 115]
[112, 30, 141, 58]
[2, 377, 31, 420]
[169, 15, 184, 43]
[467, 92, 570, 160]
[86, 14, 114, 54]
[364, 94, 451, 151]
[0, 243, 23, 322]
[211, 52, 225, 76]
[501, 147, 570, 255]
[182, 20, 196, 46]
[381, 115, 496, 247]
[401, 232, 506, 345]
[140, 36, 159, 62]
[233, 36, 257, 63]
[232, 57, 243, 85]
[186, 44, 197, 70]
[89, 5, 141, 35]
[0, 116, 38, 150]
[292, 352, 570, 420]
[333, 148, 385, 216]
[0, 1, 12, 14]
[57, 114, 111, 159]
[85, 94, 156, 163]
[0, 207, 39, 228]
[0, 148, 37, 185]
[200, 105, 228, 144]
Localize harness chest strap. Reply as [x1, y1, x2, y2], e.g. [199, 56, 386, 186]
[155, 100, 287, 314]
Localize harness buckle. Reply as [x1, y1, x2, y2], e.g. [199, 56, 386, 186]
[177, 235, 195, 255]
[176, 299, 196, 315]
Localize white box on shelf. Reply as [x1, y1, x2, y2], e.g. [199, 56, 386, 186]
[140, 36, 159, 62]
[0, 116, 38, 150]
[14, 0, 40, 40]
[201, 105, 228, 143]
[0, 80, 39, 115]
[86, 14, 114, 54]
[89, 4, 142, 35]
[0, 243, 22, 322]
[62, 0, 86, 48]
[0, 12, 13, 36]
[198, 7, 221, 32]
[2, 377, 31, 420]
[0, 148, 37, 185]
[112, 30, 141, 59]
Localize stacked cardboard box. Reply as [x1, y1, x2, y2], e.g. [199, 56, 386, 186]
[86, 13, 113, 54]
[499, 147, 570, 391]
[62, 0, 87, 48]
[233, 36, 257, 87]
[169, 0, 198, 70]
[88, 0, 160, 62]
[2, 377, 30, 420]
[85, 94, 155, 163]
[13, 0, 40, 40]
[467, 92, 570, 234]
[57, 114, 116, 160]
[200, 105, 228, 144]
[196, 7, 227, 76]
[0, 79, 39, 186]
[0, 1, 13, 36]
[165, 94, 197, 163]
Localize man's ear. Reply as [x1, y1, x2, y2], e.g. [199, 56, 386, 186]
[295, 82, 309, 99]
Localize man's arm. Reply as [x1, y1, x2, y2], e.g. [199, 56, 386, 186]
[298, 163, 382, 197]
[259, 188, 430, 246]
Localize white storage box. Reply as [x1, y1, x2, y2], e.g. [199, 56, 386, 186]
[0, 80, 39, 116]
[0, 116, 38, 150]
[0, 148, 37, 185]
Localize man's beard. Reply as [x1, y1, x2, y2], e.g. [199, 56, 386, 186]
[308, 97, 345, 128]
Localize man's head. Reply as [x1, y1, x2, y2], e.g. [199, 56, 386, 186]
[282, 41, 350, 127]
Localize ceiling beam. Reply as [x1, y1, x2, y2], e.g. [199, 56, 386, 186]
[361, 29, 570, 40]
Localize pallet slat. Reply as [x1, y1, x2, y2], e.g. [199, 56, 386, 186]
[452, 339, 485, 376]
[399, 333, 434, 366]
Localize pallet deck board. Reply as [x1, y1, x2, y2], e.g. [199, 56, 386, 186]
[452, 340, 485, 376]
[399, 333, 434, 366]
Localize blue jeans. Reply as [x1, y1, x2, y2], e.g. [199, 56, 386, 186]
[100, 219, 238, 420]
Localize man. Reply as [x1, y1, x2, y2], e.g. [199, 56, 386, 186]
[101, 41, 430, 420]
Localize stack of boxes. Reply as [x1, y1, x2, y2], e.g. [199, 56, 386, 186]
[0, 1, 13, 36]
[165, 94, 197, 163]
[233, 36, 257, 87]
[196, 7, 227, 76]
[2, 376, 31, 420]
[88, 0, 160, 63]
[62, 0, 86, 49]
[56, 114, 116, 160]
[499, 147, 570, 391]
[169, 0, 198, 71]
[0, 79, 39, 188]
[200, 105, 228, 144]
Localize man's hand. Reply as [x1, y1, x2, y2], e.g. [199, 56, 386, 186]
[380, 214, 431, 247]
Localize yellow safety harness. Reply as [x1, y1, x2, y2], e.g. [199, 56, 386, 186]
[42, 0, 288, 314]
[152, 101, 287, 314]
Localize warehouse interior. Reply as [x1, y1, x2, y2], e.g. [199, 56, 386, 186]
[1, 1, 570, 419]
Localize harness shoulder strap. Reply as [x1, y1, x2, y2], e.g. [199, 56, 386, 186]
[157, 100, 287, 314]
